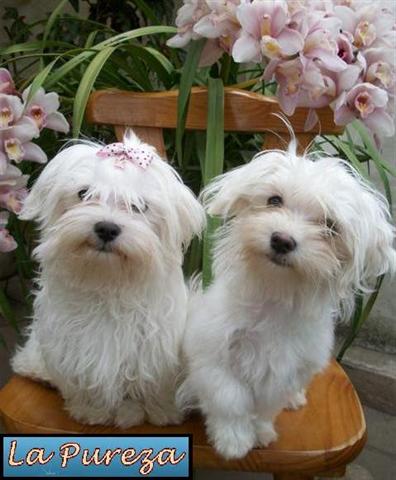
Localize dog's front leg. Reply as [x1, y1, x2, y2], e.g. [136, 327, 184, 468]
[254, 397, 279, 448]
[144, 383, 184, 426]
[63, 390, 115, 426]
[286, 388, 307, 410]
[114, 398, 146, 428]
[195, 366, 256, 460]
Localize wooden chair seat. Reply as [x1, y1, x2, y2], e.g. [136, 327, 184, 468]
[0, 88, 366, 479]
[0, 361, 366, 478]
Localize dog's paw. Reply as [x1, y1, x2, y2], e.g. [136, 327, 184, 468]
[147, 408, 184, 426]
[68, 404, 112, 426]
[286, 389, 307, 411]
[115, 400, 145, 428]
[255, 420, 278, 447]
[209, 417, 256, 460]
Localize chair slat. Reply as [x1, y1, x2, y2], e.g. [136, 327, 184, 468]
[86, 88, 343, 135]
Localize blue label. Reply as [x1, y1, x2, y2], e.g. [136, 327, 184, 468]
[2, 436, 191, 477]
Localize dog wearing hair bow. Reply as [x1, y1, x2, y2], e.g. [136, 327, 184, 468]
[12, 131, 205, 427]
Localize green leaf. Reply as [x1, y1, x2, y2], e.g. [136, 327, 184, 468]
[202, 78, 224, 288]
[41, 0, 69, 68]
[337, 276, 383, 360]
[45, 26, 176, 89]
[72, 46, 116, 137]
[129, 0, 160, 24]
[352, 121, 393, 211]
[124, 45, 174, 89]
[23, 58, 59, 109]
[331, 136, 366, 178]
[0, 288, 20, 334]
[0, 40, 73, 56]
[176, 39, 206, 167]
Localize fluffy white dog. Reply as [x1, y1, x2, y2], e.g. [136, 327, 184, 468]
[183, 142, 396, 459]
[12, 130, 205, 427]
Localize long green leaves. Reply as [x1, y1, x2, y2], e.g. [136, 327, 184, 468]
[337, 276, 384, 360]
[24, 58, 59, 108]
[40, 0, 69, 69]
[176, 39, 205, 167]
[202, 78, 225, 288]
[72, 46, 115, 137]
[45, 26, 176, 89]
[352, 121, 393, 211]
[0, 288, 20, 334]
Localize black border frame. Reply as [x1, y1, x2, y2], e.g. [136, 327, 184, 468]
[1, 433, 193, 479]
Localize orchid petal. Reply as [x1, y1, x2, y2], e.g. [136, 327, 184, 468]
[364, 110, 395, 137]
[232, 33, 261, 63]
[0, 228, 17, 252]
[167, 31, 193, 48]
[333, 6, 357, 34]
[45, 112, 70, 133]
[10, 116, 40, 142]
[194, 15, 223, 38]
[236, 3, 260, 37]
[0, 150, 8, 175]
[271, 5, 287, 37]
[199, 40, 224, 67]
[277, 28, 304, 55]
[304, 108, 319, 131]
[314, 50, 347, 72]
[22, 142, 48, 164]
[334, 104, 356, 125]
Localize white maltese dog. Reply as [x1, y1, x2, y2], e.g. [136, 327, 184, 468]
[12, 130, 205, 427]
[183, 141, 396, 459]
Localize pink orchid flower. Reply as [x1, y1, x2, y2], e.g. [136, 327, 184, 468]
[0, 116, 46, 173]
[335, 4, 395, 50]
[0, 211, 17, 253]
[22, 87, 69, 133]
[194, 0, 240, 38]
[334, 82, 394, 137]
[193, 0, 241, 66]
[364, 48, 395, 92]
[0, 94, 24, 129]
[232, 0, 304, 63]
[166, 0, 210, 48]
[0, 69, 17, 96]
[0, 164, 28, 214]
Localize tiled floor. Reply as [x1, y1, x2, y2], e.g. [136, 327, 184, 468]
[0, 322, 395, 480]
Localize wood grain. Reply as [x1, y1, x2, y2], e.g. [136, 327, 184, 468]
[86, 87, 343, 135]
[0, 360, 366, 476]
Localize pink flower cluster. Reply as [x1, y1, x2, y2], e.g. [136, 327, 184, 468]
[0, 69, 69, 253]
[168, 0, 395, 136]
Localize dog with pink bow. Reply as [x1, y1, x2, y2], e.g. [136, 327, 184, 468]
[12, 130, 205, 427]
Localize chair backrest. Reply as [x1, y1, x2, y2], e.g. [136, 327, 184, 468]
[86, 87, 343, 156]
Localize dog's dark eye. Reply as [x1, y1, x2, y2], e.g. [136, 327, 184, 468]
[131, 203, 148, 213]
[267, 195, 283, 207]
[78, 188, 89, 200]
[325, 218, 338, 235]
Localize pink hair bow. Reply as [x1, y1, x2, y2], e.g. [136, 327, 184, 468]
[96, 142, 154, 169]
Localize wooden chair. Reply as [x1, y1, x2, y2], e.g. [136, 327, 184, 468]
[0, 88, 366, 480]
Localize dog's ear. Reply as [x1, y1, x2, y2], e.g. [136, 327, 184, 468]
[174, 182, 206, 250]
[19, 149, 68, 224]
[359, 188, 396, 281]
[336, 179, 396, 300]
[201, 166, 252, 218]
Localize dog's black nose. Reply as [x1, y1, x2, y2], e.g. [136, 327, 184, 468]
[94, 221, 121, 243]
[270, 232, 297, 254]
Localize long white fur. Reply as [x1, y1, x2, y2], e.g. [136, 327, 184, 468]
[12, 130, 205, 427]
[182, 144, 396, 459]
